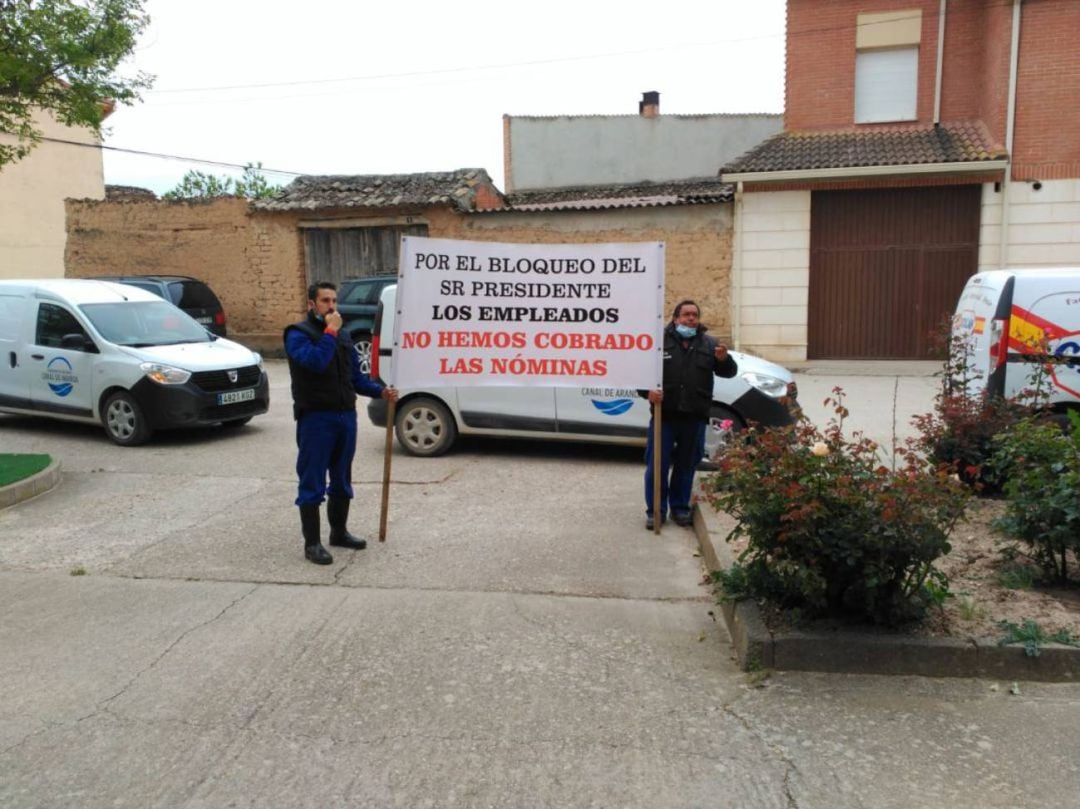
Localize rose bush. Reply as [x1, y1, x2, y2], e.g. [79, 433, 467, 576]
[705, 391, 969, 625]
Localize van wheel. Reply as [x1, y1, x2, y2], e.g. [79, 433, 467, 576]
[353, 333, 373, 375]
[395, 397, 457, 457]
[102, 391, 152, 446]
[700, 405, 744, 470]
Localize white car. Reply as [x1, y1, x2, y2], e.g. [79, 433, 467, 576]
[366, 285, 800, 460]
[0, 279, 269, 446]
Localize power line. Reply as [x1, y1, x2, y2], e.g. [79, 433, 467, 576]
[37, 135, 303, 176]
[144, 2, 1018, 98]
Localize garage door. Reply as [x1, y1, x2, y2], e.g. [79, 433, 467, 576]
[808, 186, 981, 359]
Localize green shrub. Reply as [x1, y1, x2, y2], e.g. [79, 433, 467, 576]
[990, 410, 1080, 583]
[913, 330, 1046, 494]
[705, 391, 969, 625]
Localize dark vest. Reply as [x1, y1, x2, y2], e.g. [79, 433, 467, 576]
[284, 315, 357, 419]
[660, 325, 723, 421]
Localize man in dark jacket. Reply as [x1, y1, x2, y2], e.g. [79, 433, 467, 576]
[643, 300, 737, 530]
[284, 281, 398, 565]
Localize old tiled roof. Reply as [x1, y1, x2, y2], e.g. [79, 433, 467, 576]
[502, 178, 733, 213]
[721, 122, 1006, 175]
[105, 184, 156, 200]
[252, 168, 502, 212]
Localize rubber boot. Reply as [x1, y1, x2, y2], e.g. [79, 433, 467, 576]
[327, 497, 366, 550]
[300, 503, 333, 565]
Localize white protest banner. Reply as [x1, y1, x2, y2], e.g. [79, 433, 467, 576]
[392, 236, 665, 389]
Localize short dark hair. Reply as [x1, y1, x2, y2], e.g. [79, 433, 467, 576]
[672, 299, 700, 319]
[307, 281, 337, 302]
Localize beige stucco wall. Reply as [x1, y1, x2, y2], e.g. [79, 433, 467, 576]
[734, 191, 812, 362]
[0, 110, 105, 278]
[431, 204, 735, 341]
[979, 179, 1080, 269]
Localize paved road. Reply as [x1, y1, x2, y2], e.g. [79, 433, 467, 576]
[2, 361, 1078, 808]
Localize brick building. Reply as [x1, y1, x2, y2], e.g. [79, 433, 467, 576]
[721, 0, 1080, 361]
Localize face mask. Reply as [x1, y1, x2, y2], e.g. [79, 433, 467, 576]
[311, 311, 325, 323]
[675, 324, 697, 338]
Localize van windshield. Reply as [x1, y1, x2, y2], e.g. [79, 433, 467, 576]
[80, 301, 213, 347]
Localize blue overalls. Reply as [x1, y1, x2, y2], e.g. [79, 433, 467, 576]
[285, 324, 383, 507]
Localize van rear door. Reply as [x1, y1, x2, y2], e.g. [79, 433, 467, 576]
[953, 272, 1012, 397]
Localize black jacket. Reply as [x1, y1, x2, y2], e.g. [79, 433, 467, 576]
[284, 314, 358, 419]
[647, 323, 738, 421]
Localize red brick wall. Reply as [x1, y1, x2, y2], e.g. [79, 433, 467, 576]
[786, 0, 941, 130]
[1012, 0, 1080, 178]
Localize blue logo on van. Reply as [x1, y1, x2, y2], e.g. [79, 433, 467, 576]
[591, 398, 634, 416]
[43, 356, 77, 397]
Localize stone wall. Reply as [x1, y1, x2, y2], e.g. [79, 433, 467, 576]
[65, 196, 305, 351]
[65, 198, 734, 350]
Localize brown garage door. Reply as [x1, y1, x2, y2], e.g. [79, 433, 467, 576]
[808, 185, 981, 359]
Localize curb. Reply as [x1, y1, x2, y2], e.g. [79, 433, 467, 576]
[692, 503, 1079, 682]
[0, 459, 62, 509]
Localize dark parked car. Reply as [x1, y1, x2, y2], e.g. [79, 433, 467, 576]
[336, 275, 396, 373]
[88, 275, 228, 337]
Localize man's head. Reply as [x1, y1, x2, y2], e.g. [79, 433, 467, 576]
[307, 282, 337, 320]
[672, 300, 700, 327]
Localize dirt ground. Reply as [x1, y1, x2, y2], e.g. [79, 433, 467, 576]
[925, 497, 1080, 640]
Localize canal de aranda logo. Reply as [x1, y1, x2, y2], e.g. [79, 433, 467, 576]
[43, 356, 78, 397]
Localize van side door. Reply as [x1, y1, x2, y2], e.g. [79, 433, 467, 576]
[0, 293, 31, 410]
[554, 386, 649, 439]
[27, 301, 98, 417]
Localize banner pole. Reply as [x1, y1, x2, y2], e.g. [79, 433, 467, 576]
[378, 399, 396, 542]
[652, 405, 662, 535]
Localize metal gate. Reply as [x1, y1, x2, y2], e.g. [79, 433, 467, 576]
[808, 186, 981, 358]
[303, 224, 428, 288]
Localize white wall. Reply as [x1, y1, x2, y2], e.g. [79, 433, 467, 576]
[979, 179, 1080, 270]
[507, 114, 782, 192]
[734, 190, 811, 362]
[0, 110, 105, 279]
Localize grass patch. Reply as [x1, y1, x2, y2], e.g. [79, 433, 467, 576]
[0, 454, 52, 487]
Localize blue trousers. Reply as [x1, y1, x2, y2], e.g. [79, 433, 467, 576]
[644, 417, 706, 517]
[295, 410, 357, 506]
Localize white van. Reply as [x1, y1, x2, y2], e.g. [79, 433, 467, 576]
[953, 268, 1080, 413]
[0, 279, 269, 446]
[366, 284, 800, 459]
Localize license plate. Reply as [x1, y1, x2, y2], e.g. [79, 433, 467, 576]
[195, 316, 212, 325]
[217, 388, 255, 405]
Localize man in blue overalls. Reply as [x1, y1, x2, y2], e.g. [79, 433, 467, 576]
[643, 300, 737, 530]
[285, 281, 398, 565]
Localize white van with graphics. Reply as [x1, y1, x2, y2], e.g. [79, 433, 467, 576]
[953, 268, 1080, 414]
[367, 284, 800, 459]
[0, 279, 269, 445]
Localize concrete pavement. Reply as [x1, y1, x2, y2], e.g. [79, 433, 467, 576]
[2, 360, 1079, 808]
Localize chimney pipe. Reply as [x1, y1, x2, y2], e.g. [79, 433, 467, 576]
[639, 90, 660, 118]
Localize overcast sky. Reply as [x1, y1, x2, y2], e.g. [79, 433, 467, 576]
[102, 0, 786, 195]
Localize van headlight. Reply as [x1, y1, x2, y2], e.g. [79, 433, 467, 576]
[253, 352, 264, 370]
[741, 371, 788, 398]
[141, 362, 191, 385]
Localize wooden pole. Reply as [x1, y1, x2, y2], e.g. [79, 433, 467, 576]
[378, 398, 396, 542]
[652, 406, 662, 535]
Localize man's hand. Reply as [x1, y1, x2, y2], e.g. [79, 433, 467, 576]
[715, 343, 729, 362]
[382, 386, 399, 402]
[325, 311, 343, 332]
[647, 388, 663, 404]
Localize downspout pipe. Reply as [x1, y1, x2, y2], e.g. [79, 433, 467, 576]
[731, 181, 744, 350]
[999, 0, 1021, 269]
[934, 0, 946, 124]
